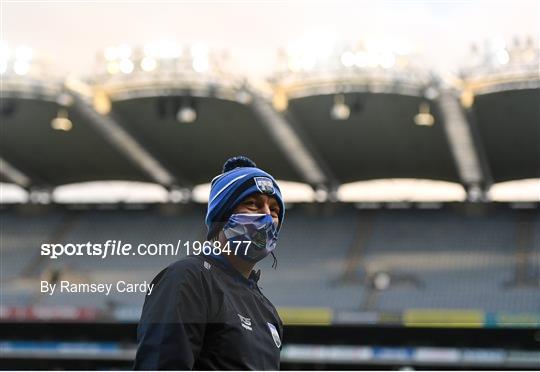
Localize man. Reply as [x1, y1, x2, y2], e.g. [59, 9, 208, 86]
[135, 156, 285, 370]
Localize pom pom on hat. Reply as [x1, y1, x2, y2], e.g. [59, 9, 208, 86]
[222, 156, 257, 172]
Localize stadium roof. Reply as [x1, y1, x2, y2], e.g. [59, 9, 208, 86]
[0, 98, 152, 187]
[472, 88, 540, 183]
[287, 92, 460, 184]
[112, 96, 304, 186]
[1, 34, 538, 202]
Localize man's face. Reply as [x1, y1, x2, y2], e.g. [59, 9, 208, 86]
[232, 193, 280, 227]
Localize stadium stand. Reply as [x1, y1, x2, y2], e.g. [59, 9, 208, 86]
[258, 204, 364, 309]
[2, 204, 538, 314]
[1, 212, 65, 281]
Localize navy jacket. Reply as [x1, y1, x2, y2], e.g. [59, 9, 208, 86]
[134, 254, 283, 370]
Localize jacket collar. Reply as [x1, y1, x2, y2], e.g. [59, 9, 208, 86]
[203, 253, 261, 288]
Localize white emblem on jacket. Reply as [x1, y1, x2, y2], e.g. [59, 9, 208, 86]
[267, 322, 281, 348]
[238, 314, 252, 331]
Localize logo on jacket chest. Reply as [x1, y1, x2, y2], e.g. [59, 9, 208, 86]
[236, 314, 281, 348]
[237, 314, 252, 331]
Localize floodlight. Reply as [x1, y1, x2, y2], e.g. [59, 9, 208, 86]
[140, 57, 157, 72]
[176, 99, 197, 123]
[119, 59, 134, 74]
[496, 49, 510, 65]
[340, 51, 355, 67]
[414, 102, 435, 126]
[13, 60, 30, 76]
[51, 108, 73, 131]
[330, 94, 350, 120]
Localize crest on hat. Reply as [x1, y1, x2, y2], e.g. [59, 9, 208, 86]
[254, 177, 275, 195]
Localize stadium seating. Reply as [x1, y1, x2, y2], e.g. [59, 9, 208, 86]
[1, 212, 65, 281]
[1, 205, 539, 314]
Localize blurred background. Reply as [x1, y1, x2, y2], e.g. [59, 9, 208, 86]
[1, 0, 539, 369]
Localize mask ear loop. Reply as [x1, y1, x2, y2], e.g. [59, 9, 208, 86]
[271, 251, 278, 269]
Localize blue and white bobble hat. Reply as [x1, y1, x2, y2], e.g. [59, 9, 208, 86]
[205, 156, 285, 240]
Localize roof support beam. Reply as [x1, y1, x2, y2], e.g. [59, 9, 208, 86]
[67, 90, 178, 188]
[250, 93, 330, 188]
[0, 157, 32, 189]
[437, 89, 485, 200]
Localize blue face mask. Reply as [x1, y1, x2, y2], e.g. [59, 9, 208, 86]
[223, 213, 279, 263]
